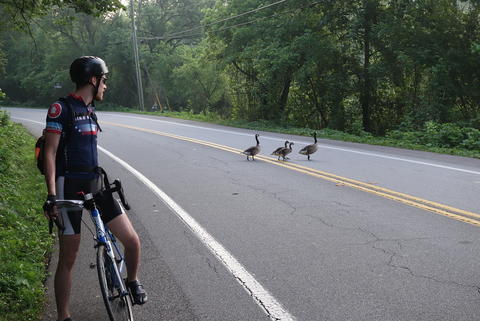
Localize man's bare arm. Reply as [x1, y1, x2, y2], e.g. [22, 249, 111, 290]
[44, 132, 60, 196]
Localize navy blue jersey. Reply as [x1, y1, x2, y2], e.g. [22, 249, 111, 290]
[45, 94, 99, 179]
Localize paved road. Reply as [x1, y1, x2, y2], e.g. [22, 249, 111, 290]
[4, 107, 480, 321]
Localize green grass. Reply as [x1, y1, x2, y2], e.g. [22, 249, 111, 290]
[0, 111, 52, 321]
[96, 108, 480, 159]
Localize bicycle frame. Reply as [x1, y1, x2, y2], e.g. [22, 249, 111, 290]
[89, 205, 129, 298]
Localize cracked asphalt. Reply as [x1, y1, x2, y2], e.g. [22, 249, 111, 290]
[5, 107, 480, 321]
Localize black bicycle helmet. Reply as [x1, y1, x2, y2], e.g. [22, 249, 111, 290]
[70, 56, 108, 87]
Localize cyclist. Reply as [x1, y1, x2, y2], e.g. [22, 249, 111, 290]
[42, 56, 147, 321]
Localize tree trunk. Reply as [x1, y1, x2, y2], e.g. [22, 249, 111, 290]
[277, 76, 292, 120]
[360, 0, 375, 133]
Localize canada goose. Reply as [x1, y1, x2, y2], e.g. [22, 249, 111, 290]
[271, 140, 289, 160]
[242, 134, 261, 160]
[279, 142, 294, 161]
[299, 132, 318, 160]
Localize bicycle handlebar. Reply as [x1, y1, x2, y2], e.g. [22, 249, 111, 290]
[54, 179, 129, 210]
[55, 199, 85, 209]
[50, 179, 130, 233]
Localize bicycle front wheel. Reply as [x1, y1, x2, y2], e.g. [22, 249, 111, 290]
[97, 244, 134, 321]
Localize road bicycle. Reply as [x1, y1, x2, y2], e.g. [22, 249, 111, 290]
[54, 178, 134, 321]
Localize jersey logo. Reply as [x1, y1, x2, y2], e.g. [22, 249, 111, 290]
[48, 103, 62, 119]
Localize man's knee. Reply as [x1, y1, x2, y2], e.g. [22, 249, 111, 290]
[58, 235, 81, 269]
[124, 231, 140, 252]
[58, 252, 78, 270]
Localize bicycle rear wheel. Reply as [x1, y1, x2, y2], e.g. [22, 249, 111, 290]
[97, 244, 134, 321]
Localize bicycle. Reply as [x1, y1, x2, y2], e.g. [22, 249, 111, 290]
[54, 178, 134, 321]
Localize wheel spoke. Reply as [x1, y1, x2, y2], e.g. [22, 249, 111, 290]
[97, 244, 134, 321]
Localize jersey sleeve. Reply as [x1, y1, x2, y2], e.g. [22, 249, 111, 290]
[45, 100, 68, 134]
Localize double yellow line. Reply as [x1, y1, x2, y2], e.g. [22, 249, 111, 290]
[103, 121, 480, 227]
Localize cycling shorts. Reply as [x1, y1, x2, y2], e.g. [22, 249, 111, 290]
[56, 176, 124, 235]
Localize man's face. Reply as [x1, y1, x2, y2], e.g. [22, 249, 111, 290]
[93, 75, 107, 101]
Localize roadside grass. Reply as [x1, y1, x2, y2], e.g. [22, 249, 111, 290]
[0, 111, 52, 321]
[97, 108, 480, 159]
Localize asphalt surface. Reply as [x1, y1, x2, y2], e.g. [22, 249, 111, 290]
[4, 107, 480, 321]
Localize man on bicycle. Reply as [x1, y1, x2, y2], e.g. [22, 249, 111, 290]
[43, 56, 148, 321]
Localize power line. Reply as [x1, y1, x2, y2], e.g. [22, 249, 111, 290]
[139, 1, 321, 42]
[139, 0, 291, 41]
[117, 1, 320, 44]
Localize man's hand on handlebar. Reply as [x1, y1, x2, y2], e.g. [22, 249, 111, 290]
[43, 195, 65, 233]
[43, 194, 58, 219]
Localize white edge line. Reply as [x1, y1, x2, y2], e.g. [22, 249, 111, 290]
[11, 117, 44, 125]
[12, 115, 296, 320]
[98, 146, 296, 321]
[103, 114, 480, 175]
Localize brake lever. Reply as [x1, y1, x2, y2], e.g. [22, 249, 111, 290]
[112, 179, 130, 210]
[48, 217, 65, 234]
[54, 217, 65, 231]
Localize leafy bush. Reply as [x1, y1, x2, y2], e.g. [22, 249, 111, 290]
[422, 121, 478, 149]
[386, 130, 424, 145]
[386, 121, 480, 151]
[0, 110, 8, 126]
[423, 121, 465, 148]
[460, 129, 480, 150]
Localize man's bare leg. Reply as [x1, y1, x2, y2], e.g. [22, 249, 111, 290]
[107, 213, 140, 282]
[55, 234, 81, 321]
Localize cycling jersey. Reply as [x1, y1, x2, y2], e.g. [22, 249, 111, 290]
[45, 94, 99, 179]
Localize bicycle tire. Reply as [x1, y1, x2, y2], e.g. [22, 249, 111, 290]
[97, 244, 134, 321]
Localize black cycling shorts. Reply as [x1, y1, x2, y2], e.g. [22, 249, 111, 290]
[56, 176, 124, 235]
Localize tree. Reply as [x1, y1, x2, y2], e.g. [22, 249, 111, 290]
[172, 41, 228, 115]
[0, 0, 124, 31]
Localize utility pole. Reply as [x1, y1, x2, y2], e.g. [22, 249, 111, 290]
[130, 0, 145, 110]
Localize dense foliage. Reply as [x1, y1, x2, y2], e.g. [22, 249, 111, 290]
[0, 111, 52, 321]
[0, 0, 479, 151]
[0, 0, 124, 30]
